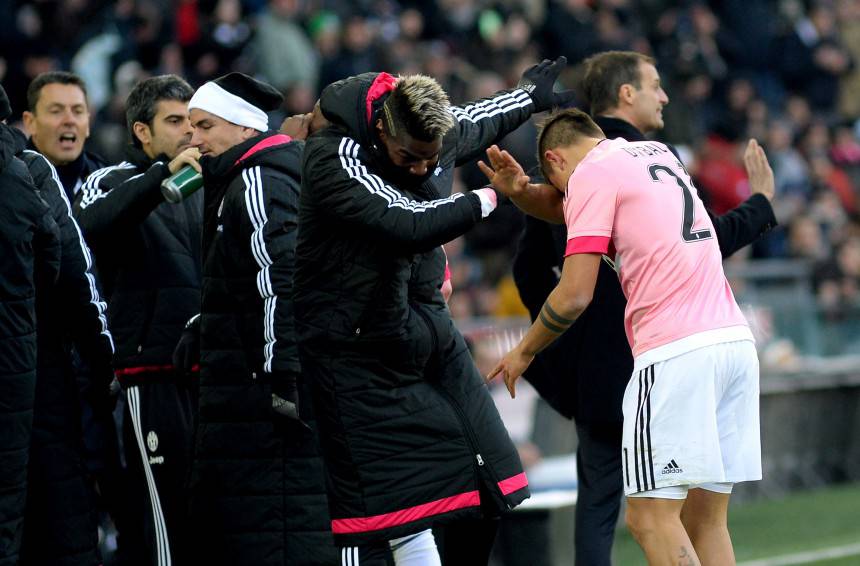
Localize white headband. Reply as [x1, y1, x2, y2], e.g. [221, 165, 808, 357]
[188, 81, 269, 132]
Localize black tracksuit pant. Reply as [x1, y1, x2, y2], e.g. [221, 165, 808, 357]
[118, 377, 193, 566]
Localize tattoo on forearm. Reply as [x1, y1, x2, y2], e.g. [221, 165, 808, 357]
[678, 545, 697, 566]
[544, 303, 576, 326]
[538, 302, 575, 334]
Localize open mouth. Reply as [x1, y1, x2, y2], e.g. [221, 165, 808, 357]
[58, 132, 78, 148]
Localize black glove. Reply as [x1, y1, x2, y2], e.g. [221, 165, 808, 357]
[270, 373, 311, 431]
[172, 314, 200, 378]
[518, 56, 576, 113]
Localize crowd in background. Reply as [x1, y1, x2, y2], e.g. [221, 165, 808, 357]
[2, 0, 860, 330]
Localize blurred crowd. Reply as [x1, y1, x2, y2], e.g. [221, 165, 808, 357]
[3, 0, 860, 323]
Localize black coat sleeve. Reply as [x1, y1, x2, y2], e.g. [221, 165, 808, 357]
[74, 160, 171, 245]
[302, 134, 484, 253]
[512, 215, 561, 320]
[25, 151, 114, 376]
[709, 193, 777, 258]
[452, 88, 535, 166]
[239, 155, 302, 378]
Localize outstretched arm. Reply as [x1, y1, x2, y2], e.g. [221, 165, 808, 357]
[478, 145, 564, 223]
[487, 252, 601, 398]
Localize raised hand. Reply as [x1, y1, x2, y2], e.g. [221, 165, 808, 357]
[518, 56, 576, 112]
[743, 139, 774, 201]
[477, 145, 530, 198]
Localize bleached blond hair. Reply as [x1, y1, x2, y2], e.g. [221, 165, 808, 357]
[382, 74, 455, 141]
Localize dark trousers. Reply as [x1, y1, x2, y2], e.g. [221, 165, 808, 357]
[574, 421, 624, 566]
[435, 516, 499, 566]
[118, 380, 193, 566]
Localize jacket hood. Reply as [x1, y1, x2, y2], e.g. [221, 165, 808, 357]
[201, 132, 303, 180]
[319, 72, 397, 144]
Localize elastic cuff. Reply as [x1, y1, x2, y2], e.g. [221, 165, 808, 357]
[474, 188, 498, 218]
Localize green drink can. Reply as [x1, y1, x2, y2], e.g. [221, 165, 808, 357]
[161, 165, 203, 203]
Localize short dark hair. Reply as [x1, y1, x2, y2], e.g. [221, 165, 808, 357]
[537, 108, 605, 180]
[126, 75, 194, 148]
[582, 51, 655, 117]
[27, 71, 88, 112]
[382, 74, 455, 142]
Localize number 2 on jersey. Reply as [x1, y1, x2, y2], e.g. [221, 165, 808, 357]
[648, 164, 712, 243]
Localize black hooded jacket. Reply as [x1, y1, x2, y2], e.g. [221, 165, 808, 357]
[513, 116, 777, 422]
[189, 131, 335, 565]
[74, 146, 202, 383]
[294, 72, 534, 546]
[0, 123, 60, 566]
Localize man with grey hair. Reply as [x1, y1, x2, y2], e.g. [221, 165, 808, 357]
[295, 62, 573, 565]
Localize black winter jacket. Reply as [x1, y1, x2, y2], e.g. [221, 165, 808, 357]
[513, 116, 777, 422]
[0, 124, 60, 566]
[189, 132, 335, 565]
[17, 139, 113, 566]
[74, 146, 202, 383]
[295, 72, 533, 546]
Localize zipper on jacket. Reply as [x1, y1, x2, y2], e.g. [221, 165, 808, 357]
[432, 382, 507, 506]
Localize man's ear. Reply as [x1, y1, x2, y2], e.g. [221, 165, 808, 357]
[132, 121, 151, 147]
[22, 111, 36, 135]
[375, 118, 387, 141]
[618, 83, 636, 106]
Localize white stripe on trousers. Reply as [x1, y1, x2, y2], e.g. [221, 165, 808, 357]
[341, 547, 359, 566]
[127, 386, 172, 566]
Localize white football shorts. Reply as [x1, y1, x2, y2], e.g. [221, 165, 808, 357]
[621, 339, 761, 498]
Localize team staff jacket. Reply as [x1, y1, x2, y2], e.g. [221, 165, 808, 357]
[514, 116, 777, 423]
[295, 72, 534, 546]
[189, 132, 335, 565]
[0, 123, 60, 566]
[74, 146, 202, 384]
[16, 132, 113, 566]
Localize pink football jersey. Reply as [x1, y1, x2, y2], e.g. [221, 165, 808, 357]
[563, 138, 748, 357]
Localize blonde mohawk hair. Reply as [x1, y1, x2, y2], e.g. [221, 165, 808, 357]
[383, 74, 455, 141]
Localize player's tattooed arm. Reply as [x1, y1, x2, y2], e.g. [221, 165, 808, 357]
[538, 301, 577, 334]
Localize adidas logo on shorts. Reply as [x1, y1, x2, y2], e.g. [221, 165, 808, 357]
[662, 459, 683, 474]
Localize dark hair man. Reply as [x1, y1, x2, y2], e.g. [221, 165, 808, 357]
[0, 84, 61, 566]
[293, 59, 573, 564]
[507, 50, 776, 566]
[74, 74, 201, 565]
[485, 107, 774, 566]
[185, 72, 336, 565]
[22, 72, 106, 200]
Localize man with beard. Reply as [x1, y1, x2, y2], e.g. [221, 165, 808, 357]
[75, 75, 201, 566]
[294, 61, 573, 564]
[185, 72, 336, 565]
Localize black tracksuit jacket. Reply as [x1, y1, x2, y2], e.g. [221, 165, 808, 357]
[0, 124, 60, 566]
[189, 132, 335, 565]
[74, 145, 203, 383]
[16, 137, 114, 566]
[295, 72, 534, 546]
